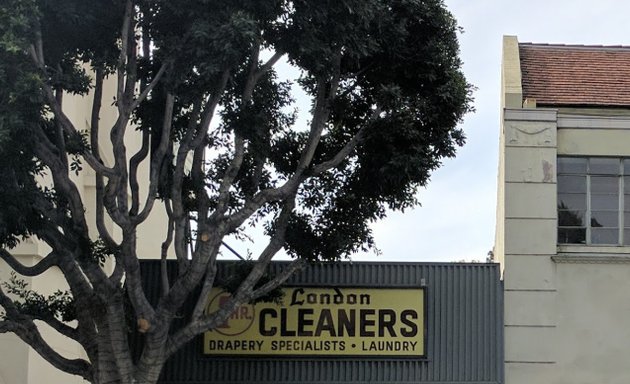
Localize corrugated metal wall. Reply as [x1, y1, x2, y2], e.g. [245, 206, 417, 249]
[139, 261, 503, 384]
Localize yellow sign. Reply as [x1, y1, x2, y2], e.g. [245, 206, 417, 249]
[203, 287, 425, 357]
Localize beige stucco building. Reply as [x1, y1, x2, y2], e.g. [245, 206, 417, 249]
[497, 35, 630, 384]
[0, 74, 170, 384]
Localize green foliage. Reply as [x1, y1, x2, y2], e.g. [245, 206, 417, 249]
[3, 272, 76, 322]
[0, 40, 48, 247]
[38, 0, 124, 70]
[85, 238, 120, 267]
[1, 0, 472, 261]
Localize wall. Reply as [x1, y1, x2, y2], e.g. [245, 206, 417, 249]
[500, 107, 558, 383]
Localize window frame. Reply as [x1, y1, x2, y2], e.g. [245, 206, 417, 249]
[557, 156, 630, 246]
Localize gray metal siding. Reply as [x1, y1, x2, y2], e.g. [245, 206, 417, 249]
[139, 261, 503, 384]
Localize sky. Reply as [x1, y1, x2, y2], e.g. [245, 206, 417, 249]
[354, 0, 630, 262]
[225, 0, 630, 263]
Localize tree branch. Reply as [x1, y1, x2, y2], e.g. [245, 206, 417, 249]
[232, 197, 295, 295]
[0, 319, 92, 380]
[0, 287, 92, 380]
[129, 62, 168, 112]
[212, 43, 262, 217]
[250, 259, 306, 301]
[0, 249, 59, 276]
[191, 261, 216, 320]
[129, 129, 150, 216]
[169, 198, 296, 354]
[224, 54, 345, 231]
[90, 68, 118, 248]
[116, 0, 134, 117]
[132, 93, 175, 225]
[309, 106, 382, 176]
[290, 53, 342, 179]
[253, 50, 284, 83]
[31, 312, 80, 342]
[160, 202, 175, 296]
[31, 129, 91, 235]
[169, 70, 228, 246]
[26, 44, 116, 179]
[120, 232, 156, 323]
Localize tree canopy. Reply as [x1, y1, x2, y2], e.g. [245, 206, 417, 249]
[0, 0, 472, 383]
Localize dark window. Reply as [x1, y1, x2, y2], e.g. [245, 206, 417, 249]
[557, 157, 630, 245]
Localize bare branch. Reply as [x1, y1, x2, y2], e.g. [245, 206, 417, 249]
[33, 18, 44, 64]
[253, 50, 284, 83]
[31, 129, 91, 234]
[225, 54, 345, 230]
[53, 84, 69, 168]
[108, 256, 125, 287]
[156, 232, 222, 328]
[36, 226, 111, 297]
[160, 202, 175, 296]
[123, 22, 138, 113]
[129, 129, 150, 216]
[251, 259, 306, 301]
[0, 249, 59, 276]
[233, 197, 295, 293]
[119, 232, 156, 323]
[309, 106, 382, 175]
[165, 197, 293, 355]
[170, 70, 228, 227]
[129, 62, 168, 112]
[191, 262, 216, 320]
[0, 287, 92, 380]
[117, 0, 134, 116]
[173, 218, 189, 263]
[192, 69, 230, 149]
[212, 44, 262, 217]
[104, 0, 136, 223]
[26, 45, 116, 178]
[291, 53, 343, 179]
[170, 99, 201, 229]
[30, 313, 80, 342]
[27, 18, 113, 179]
[90, 68, 105, 160]
[103, 179, 130, 227]
[90, 68, 118, 248]
[0, 319, 92, 380]
[213, 134, 245, 216]
[132, 93, 175, 225]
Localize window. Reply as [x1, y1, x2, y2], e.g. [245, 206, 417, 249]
[558, 157, 630, 245]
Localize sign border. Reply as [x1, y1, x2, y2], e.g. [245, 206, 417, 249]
[199, 284, 428, 360]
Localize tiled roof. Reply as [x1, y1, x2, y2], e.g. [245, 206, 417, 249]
[519, 43, 630, 107]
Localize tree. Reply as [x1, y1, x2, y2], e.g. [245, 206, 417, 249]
[0, 0, 472, 383]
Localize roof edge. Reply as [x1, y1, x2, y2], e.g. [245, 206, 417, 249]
[519, 42, 630, 51]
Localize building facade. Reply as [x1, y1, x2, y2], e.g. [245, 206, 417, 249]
[497, 36, 630, 384]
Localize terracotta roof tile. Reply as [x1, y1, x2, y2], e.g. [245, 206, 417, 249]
[519, 43, 630, 107]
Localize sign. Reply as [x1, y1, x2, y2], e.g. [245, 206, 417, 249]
[203, 287, 425, 357]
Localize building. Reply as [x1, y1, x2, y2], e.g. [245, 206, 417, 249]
[497, 36, 630, 384]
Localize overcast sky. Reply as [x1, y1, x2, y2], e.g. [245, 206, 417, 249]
[354, 0, 630, 262]
[225, 0, 630, 263]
